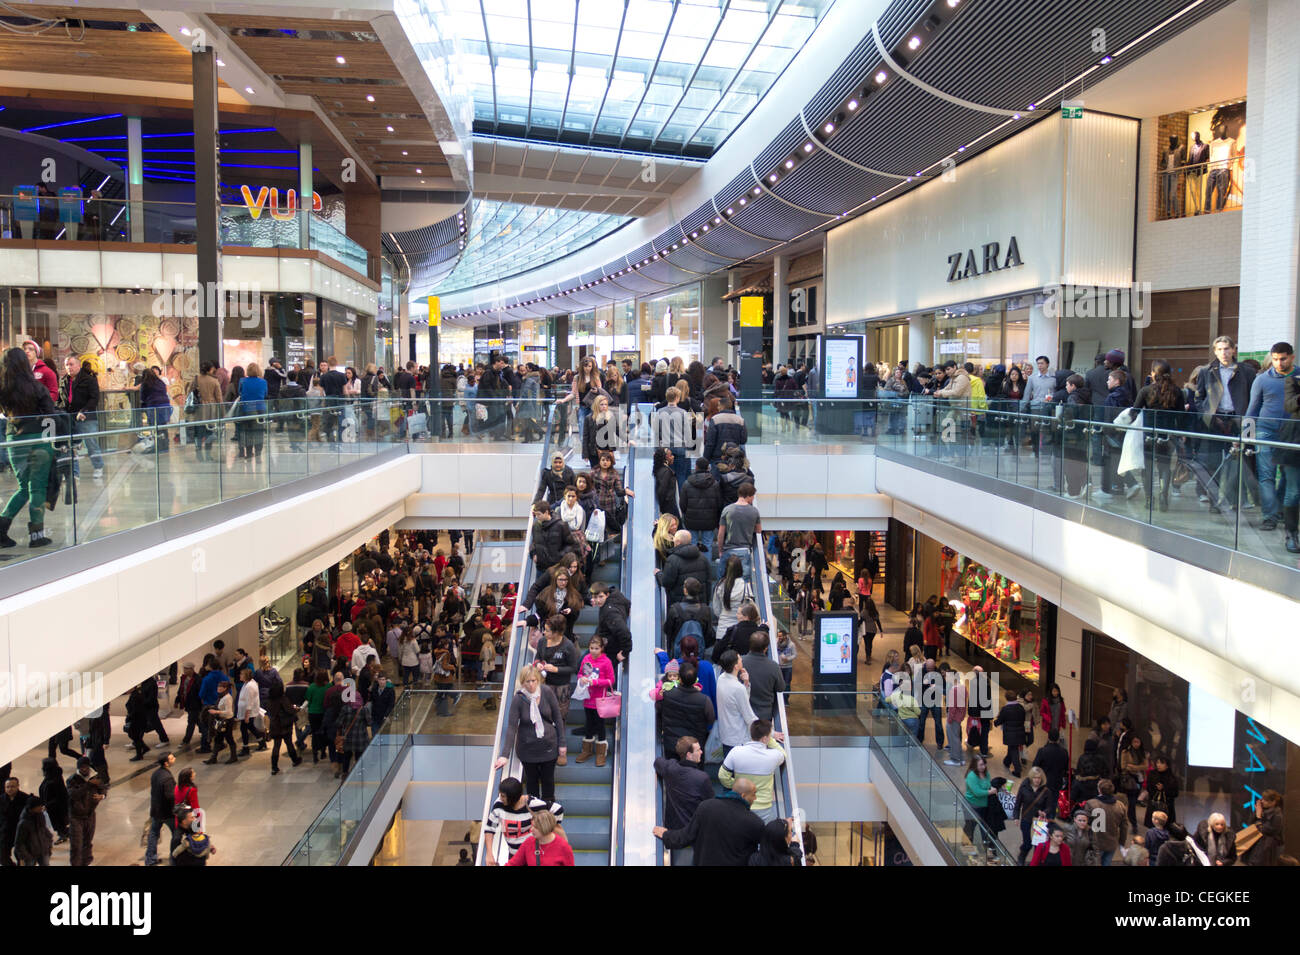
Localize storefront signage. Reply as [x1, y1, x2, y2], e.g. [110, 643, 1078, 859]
[240, 185, 324, 220]
[426, 296, 441, 328]
[739, 295, 764, 327]
[1061, 100, 1084, 119]
[946, 235, 1023, 282]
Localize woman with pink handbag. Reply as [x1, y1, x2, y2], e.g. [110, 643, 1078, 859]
[574, 634, 616, 767]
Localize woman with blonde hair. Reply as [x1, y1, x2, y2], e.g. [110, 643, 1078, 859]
[493, 663, 562, 802]
[505, 808, 574, 866]
[653, 512, 679, 565]
[1014, 765, 1054, 865]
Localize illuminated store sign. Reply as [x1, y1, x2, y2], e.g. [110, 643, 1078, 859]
[240, 185, 324, 220]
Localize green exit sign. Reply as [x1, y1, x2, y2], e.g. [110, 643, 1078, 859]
[1061, 100, 1084, 119]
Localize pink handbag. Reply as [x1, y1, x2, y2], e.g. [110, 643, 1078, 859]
[595, 691, 622, 719]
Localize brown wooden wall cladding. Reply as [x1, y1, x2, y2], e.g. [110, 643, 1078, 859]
[0, 29, 210, 85]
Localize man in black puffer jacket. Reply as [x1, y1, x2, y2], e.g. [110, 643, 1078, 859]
[657, 661, 715, 757]
[529, 501, 572, 575]
[592, 583, 632, 665]
[656, 531, 711, 605]
[679, 458, 722, 552]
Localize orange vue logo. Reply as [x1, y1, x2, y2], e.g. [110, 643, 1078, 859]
[240, 185, 324, 220]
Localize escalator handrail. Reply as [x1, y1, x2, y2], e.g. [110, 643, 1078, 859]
[475, 404, 561, 866]
[754, 532, 807, 864]
[608, 445, 636, 866]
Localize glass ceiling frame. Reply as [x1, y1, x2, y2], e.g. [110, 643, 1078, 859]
[434, 197, 633, 295]
[449, 0, 835, 156]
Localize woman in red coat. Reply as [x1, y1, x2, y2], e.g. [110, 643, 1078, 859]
[1030, 825, 1072, 866]
[1041, 683, 1067, 735]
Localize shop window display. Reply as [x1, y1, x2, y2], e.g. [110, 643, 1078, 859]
[944, 553, 1041, 683]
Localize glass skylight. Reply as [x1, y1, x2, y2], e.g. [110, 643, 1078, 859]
[433, 198, 633, 295]
[442, 0, 833, 155]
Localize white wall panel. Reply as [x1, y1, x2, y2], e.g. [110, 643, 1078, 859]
[1063, 113, 1139, 288]
[0, 247, 39, 284]
[38, 248, 100, 286]
[101, 249, 163, 290]
[277, 256, 314, 293]
[222, 253, 279, 288]
[161, 252, 199, 286]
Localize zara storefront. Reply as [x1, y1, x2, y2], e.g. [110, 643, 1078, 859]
[826, 112, 1141, 376]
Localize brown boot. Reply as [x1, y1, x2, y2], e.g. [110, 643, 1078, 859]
[595, 740, 608, 767]
[556, 748, 567, 767]
[574, 738, 595, 763]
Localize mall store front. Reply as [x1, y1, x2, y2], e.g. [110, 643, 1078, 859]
[909, 529, 1055, 697]
[1075, 619, 1299, 843]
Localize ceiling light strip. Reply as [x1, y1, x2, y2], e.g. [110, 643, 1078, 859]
[746, 162, 837, 218]
[868, 22, 1018, 116]
[794, 110, 910, 179]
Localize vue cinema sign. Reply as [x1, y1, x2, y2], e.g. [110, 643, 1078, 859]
[946, 235, 1023, 282]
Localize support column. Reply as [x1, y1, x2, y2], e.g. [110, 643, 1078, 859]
[191, 47, 222, 367]
[1238, 0, 1300, 354]
[126, 117, 144, 243]
[398, 291, 410, 369]
[1027, 302, 1059, 369]
[773, 253, 789, 368]
[726, 271, 738, 367]
[426, 295, 440, 396]
[907, 313, 934, 369]
[298, 142, 313, 251]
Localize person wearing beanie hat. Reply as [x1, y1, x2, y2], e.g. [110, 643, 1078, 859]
[20, 338, 59, 404]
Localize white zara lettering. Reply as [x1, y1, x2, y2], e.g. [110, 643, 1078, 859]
[49, 885, 152, 936]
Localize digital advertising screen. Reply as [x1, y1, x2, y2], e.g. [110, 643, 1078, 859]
[821, 335, 862, 399]
[816, 613, 858, 677]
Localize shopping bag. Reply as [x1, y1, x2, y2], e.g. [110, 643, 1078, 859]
[595, 691, 621, 719]
[585, 508, 606, 542]
[1031, 817, 1049, 845]
[1118, 409, 1145, 475]
[704, 723, 725, 764]
[407, 412, 428, 437]
[570, 679, 590, 702]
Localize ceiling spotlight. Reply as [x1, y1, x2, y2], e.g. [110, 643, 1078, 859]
[823, 122, 834, 134]
[386, 125, 394, 132]
[713, 216, 721, 224]
[847, 99, 858, 111]
[216, 58, 224, 66]
[691, 231, 698, 238]
[671, 243, 678, 249]
[738, 198, 746, 206]
[245, 87, 255, 95]
[768, 173, 778, 182]
[784, 159, 794, 169]
[947, 0, 959, 6]
[336, 55, 347, 65]
[803, 142, 814, 153]
[907, 35, 921, 50]
[682, 236, 690, 243]
[1100, 55, 1112, 64]
[725, 208, 733, 216]
[702, 224, 709, 231]
[875, 70, 887, 84]
[402, 150, 408, 155]
[958, 145, 966, 152]
[1012, 113, 1021, 120]
[416, 168, 422, 173]
[906, 176, 912, 182]
[180, 26, 191, 36]
[420, 179, 425, 184]
[366, 94, 375, 103]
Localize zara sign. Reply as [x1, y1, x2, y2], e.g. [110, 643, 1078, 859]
[946, 235, 1023, 282]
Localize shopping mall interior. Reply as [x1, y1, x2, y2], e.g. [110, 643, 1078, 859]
[0, 0, 1297, 887]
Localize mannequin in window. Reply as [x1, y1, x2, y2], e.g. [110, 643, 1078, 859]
[1186, 131, 1209, 214]
[1205, 120, 1235, 213]
[1162, 135, 1186, 218]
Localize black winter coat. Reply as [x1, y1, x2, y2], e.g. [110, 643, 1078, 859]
[657, 683, 716, 757]
[658, 543, 712, 605]
[679, 472, 722, 531]
[994, 701, 1027, 747]
[530, 516, 572, 571]
[596, 589, 633, 662]
[661, 793, 763, 866]
[654, 464, 680, 518]
[149, 766, 175, 820]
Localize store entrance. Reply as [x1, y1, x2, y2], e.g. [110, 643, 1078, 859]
[868, 321, 907, 369]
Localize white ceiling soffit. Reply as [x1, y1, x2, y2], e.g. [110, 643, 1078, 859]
[380, 198, 465, 233]
[1080, 0, 1249, 118]
[434, 0, 892, 312]
[470, 138, 703, 215]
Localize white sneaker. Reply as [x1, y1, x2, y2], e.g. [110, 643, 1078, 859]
[93, 469, 104, 480]
[1125, 483, 1141, 499]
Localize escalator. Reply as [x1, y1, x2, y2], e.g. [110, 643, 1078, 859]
[476, 413, 632, 865]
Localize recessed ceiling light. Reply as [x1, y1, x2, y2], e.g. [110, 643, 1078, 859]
[691, 231, 698, 238]
[847, 99, 858, 111]
[415, 168, 422, 173]
[402, 150, 408, 155]
[908, 35, 921, 50]
[784, 159, 794, 169]
[947, 0, 959, 6]
[420, 179, 425, 184]
[386, 125, 394, 132]
[336, 55, 347, 65]
[875, 70, 887, 84]
[753, 186, 762, 194]
[366, 94, 375, 103]
[1100, 55, 1112, 65]
[804, 142, 814, 153]
[713, 216, 721, 224]
[823, 122, 834, 134]
[738, 198, 746, 206]
[958, 145, 966, 152]
[245, 87, 255, 95]
[702, 224, 709, 231]
[769, 173, 778, 182]
[180, 26, 191, 36]
[725, 208, 733, 215]
[216, 58, 224, 66]
[1012, 112, 1021, 120]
